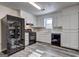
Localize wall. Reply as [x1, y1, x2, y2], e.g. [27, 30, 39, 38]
[0, 5, 19, 52]
[36, 13, 54, 27]
[20, 10, 36, 29]
[36, 5, 79, 49]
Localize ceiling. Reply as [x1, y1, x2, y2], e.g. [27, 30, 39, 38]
[0, 2, 79, 15]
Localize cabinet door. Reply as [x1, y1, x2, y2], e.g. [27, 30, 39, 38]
[62, 7, 78, 29]
[56, 13, 62, 26]
[25, 33, 29, 46]
[61, 30, 78, 49]
[37, 32, 51, 44]
[53, 15, 57, 27]
[25, 33, 29, 40]
[62, 14, 78, 29]
[53, 12, 63, 27]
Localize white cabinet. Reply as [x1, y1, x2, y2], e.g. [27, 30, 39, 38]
[61, 30, 78, 49]
[53, 12, 63, 27]
[53, 15, 58, 27]
[25, 33, 29, 46]
[61, 6, 79, 49]
[62, 6, 78, 29]
[56, 13, 63, 26]
[62, 14, 78, 29]
[37, 32, 51, 44]
[61, 8, 78, 49]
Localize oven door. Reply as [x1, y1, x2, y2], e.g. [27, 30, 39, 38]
[29, 32, 36, 45]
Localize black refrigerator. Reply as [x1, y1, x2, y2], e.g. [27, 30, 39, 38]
[1, 15, 25, 56]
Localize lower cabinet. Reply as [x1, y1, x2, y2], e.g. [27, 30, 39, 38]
[25, 33, 29, 46]
[37, 32, 51, 44]
[25, 32, 36, 46]
[61, 30, 78, 49]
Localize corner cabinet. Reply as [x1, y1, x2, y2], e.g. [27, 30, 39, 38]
[1, 15, 25, 56]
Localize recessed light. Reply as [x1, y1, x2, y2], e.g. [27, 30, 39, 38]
[41, 9, 45, 11]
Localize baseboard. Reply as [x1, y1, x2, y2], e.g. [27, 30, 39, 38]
[61, 46, 79, 51]
[37, 41, 51, 44]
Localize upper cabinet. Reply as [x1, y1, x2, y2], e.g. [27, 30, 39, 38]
[53, 12, 63, 27]
[53, 5, 79, 29]
[62, 6, 79, 29]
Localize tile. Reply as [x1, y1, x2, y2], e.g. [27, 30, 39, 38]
[28, 52, 41, 57]
[36, 49, 44, 54]
[0, 42, 79, 57]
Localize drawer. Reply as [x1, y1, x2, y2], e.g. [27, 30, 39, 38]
[25, 33, 29, 36]
[25, 38, 29, 40]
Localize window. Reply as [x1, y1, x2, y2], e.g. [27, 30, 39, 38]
[44, 18, 52, 29]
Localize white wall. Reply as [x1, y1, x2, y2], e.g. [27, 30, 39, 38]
[36, 5, 79, 49]
[20, 10, 36, 29]
[36, 13, 54, 27]
[0, 5, 19, 52]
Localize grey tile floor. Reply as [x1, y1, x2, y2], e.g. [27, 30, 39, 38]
[0, 42, 79, 57]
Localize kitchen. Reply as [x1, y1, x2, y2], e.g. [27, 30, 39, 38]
[0, 2, 79, 57]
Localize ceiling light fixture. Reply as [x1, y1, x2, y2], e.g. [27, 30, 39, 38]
[28, 2, 41, 10]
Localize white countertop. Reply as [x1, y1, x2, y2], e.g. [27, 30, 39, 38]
[36, 30, 62, 34]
